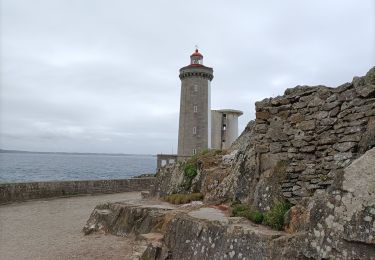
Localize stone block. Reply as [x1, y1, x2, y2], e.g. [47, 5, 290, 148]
[292, 185, 301, 191]
[314, 111, 328, 120]
[277, 110, 290, 119]
[283, 192, 292, 198]
[255, 144, 269, 153]
[282, 182, 294, 188]
[292, 188, 309, 197]
[298, 120, 316, 131]
[333, 152, 353, 161]
[255, 124, 268, 134]
[270, 142, 282, 153]
[326, 94, 338, 102]
[289, 113, 304, 123]
[307, 184, 319, 190]
[322, 101, 341, 111]
[348, 118, 368, 126]
[342, 112, 365, 121]
[329, 106, 340, 117]
[333, 142, 357, 152]
[271, 97, 290, 106]
[293, 102, 307, 109]
[344, 125, 364, 134]
[337, 109, 352, 119]
[355, 84, 375, 97]
[317, 135, 337, 145]
[291, 140, 308, 148]
[308, 96, 324, 107]
[319, 118, 337, 126]
[256, 111, 271, 120]
[338, 89, 357, 101]
[300, 145, 316, 153]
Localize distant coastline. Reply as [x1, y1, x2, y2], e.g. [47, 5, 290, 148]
[0, 149, 155, 157]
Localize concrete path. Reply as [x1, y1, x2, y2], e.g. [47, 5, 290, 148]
[0, 192, 142, 260]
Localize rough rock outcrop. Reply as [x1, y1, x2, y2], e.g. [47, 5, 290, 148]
[163, 210, 298, 260]
[83, 202, 176, 236]
[84, 148, 375, 259]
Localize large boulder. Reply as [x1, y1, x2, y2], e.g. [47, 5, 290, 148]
[287, 148, 375, 259]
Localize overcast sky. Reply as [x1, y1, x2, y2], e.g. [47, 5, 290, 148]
[0, 0, 374, 154]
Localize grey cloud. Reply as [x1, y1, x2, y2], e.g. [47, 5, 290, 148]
[1, 0, 374, 153]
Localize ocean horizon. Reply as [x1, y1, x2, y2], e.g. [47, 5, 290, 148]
[0, 150, 156, 183]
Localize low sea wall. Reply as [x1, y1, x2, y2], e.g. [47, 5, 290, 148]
[0, 178, 155, 204]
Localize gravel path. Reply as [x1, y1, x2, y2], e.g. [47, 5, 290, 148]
[0, 192, 142, 260]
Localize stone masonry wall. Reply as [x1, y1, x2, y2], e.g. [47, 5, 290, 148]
[0, 178, 155, 204]
[251, 67, 375, 204]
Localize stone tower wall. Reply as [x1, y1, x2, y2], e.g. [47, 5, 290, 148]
[177, 67, 213, 158]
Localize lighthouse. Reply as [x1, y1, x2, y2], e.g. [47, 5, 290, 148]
[177, 49, 214, 159]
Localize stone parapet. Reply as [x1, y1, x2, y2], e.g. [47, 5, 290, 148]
[0, 178, 155, 204]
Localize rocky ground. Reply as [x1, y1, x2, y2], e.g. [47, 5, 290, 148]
[83, 148, 375, 259]
[0, 192, 143, 260]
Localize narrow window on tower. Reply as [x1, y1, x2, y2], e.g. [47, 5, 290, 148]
[193, 105, 198, 113]
[192, 149, 197, 155]
[193, 127, 197, 135]
[194, 85, 198, 92]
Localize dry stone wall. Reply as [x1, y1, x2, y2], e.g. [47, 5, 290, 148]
[247, 67, 375, 204]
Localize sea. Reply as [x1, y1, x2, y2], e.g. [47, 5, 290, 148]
[0, 151, 156, 183]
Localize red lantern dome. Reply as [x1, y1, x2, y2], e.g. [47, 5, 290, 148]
[190, 49, 203, 57]
[190, 48, 203, 65]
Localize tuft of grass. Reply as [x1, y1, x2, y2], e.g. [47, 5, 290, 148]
[162, 193, 203, 205]
[263, 201, 292, 230]
[231, 204, 264, 224]
[189, 149, 223, 164]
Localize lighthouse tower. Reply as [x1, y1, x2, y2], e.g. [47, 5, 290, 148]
[177, 49, 214, 160]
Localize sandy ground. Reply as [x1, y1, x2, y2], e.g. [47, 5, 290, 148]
[0, 192, 142, 260]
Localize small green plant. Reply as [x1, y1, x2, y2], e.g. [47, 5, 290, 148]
[231, 203, 264, 224]
[231, 203, 250, 216]
[263, 201, 292, 230]
[180, 162, 197, 190]
[162, 193, 203, 204]
[184, 163, 197, 178]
